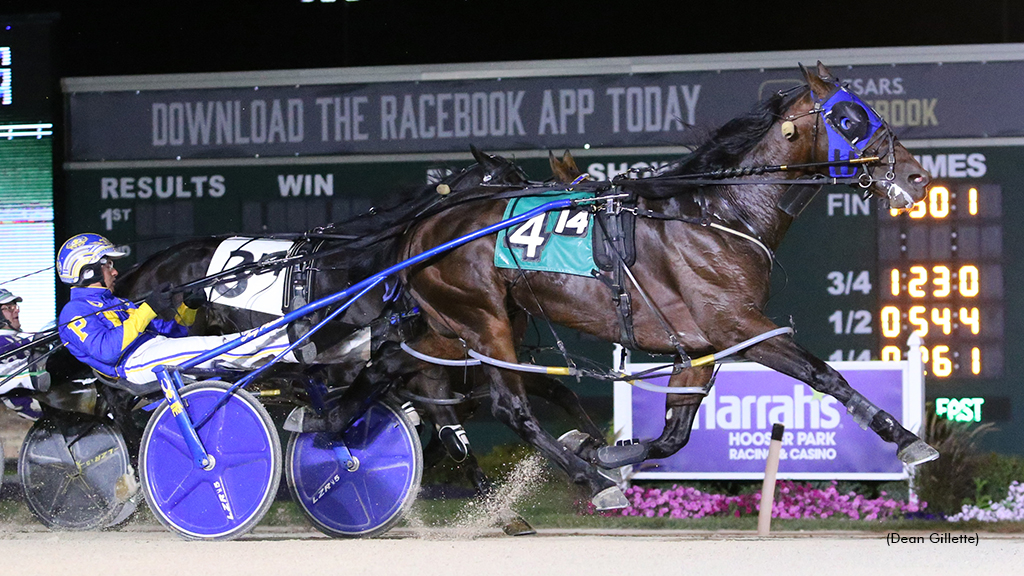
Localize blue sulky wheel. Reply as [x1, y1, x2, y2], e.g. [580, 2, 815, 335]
[139, 381, 281, 540]
[286, 399, 422, 538]
[17, 415, 137, 530]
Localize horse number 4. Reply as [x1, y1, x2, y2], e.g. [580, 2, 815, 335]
[507, 209, 589, 260]
[100, 208, 132, 231]
[826, 271, 872, 295]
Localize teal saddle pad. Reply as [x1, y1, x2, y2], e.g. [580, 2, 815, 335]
[494, 191, 595, 277]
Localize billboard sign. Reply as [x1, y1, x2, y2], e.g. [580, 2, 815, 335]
[613, 341, 924, 480]
[65, 60, 1022, 161]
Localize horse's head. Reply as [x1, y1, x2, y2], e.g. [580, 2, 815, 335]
[443, 145, 528, 192]
[785, 62, 930, 210]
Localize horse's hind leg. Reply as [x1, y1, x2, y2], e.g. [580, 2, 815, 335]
[480, 363, 623, 507]
[404, 255, 622, 508]
[746, 334, 938, 466]
[403, 351, 538, 534]
[524, 374, 605, 441]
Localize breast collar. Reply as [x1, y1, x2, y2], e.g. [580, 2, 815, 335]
[624, 191, 775, 265]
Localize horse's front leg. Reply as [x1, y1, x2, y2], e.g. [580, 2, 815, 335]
[404, 365, 476, 463]
[570, 365, 712, 468]
[646, 364, 714, 459]
[745, 332, 938, 466]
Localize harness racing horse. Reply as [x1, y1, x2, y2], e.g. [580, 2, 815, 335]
[112, 149, 602, 532]
[397, 63, 937, 508]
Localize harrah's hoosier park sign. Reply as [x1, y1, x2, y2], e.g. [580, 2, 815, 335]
[614, 348, 924, 480]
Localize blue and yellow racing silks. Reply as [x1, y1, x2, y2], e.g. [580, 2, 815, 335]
[58, 286, 192, 379]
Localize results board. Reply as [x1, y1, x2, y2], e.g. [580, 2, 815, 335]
[62, 143, 1021, 453]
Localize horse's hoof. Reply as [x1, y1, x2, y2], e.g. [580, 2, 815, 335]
[596, 443, 649, 468]
[501, 514, 537, 536]
[898, 439, 940, 466]
[592, 486, 629, 511]
[439, 424, 470, 463]
[558, 429, 590, 454]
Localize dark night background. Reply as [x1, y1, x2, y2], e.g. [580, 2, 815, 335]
[2, 0, 1024, 77]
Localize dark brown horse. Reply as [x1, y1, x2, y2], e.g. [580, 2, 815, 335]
[397, 63, 937, 508]
[112, 149, 603, 527]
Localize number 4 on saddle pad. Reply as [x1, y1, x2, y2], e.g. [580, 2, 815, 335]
[494, 191, 596, 276]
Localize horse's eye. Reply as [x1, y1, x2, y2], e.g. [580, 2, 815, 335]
[840, 117, 854, 130]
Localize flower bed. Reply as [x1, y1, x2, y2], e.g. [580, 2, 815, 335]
[947, 481, 1024, 522]
[594, 481, 923, 520]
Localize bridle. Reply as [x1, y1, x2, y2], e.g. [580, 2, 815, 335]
[798, 81, 912, 208]
[608, 83, 902, 192]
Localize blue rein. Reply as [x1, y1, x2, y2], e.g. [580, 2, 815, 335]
[153, 197, 576, 468]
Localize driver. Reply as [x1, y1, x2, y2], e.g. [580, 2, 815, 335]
[0, 288, 46, 419]
[56, 233, 302, 386]
[0, 288, 29, 355]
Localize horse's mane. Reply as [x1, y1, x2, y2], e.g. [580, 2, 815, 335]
[323, 155, 530, 250]
[623, 86, 810, 198]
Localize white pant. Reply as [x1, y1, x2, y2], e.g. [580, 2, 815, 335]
[121, 326, 298, 385]
[0, 358, 36, 394]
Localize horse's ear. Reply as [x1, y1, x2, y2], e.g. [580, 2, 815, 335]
[548, 150, 561, 178]
[561, 149, 579, 173]
[816, 61, 837, 83]
[470, 144, 488, 164]
[549, 149, 582, 183]
[470, 144, 500, 169]
[800, 61, 833, 98]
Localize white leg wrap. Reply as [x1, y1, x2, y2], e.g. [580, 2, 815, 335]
[846, 391, 880, 430]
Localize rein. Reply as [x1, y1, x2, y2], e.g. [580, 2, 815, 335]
[611, 155, 880, 188]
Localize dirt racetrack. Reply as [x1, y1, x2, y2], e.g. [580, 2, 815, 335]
[0, 526, 1019, 576]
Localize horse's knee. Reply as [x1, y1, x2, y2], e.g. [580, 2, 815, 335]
[489, 386, 532, 424]
[647, 403, 700, 459]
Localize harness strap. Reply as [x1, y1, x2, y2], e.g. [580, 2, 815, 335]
[591, 199, 640, 351]
[633, 206, 774, 264]
[591, 198, 691, 365]
[590, 268, 639, 350]
[400, 341, 478, 366]
[283, 238, 328, 360]
[393, 387, 485, 406]
[283, 238, 324, 312]
[707, 223, 773, 264]
[399, 326, 795, 396]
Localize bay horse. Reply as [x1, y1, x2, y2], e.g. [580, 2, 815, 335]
[396, 63, 937, 508]
[111, 149, 603, 524]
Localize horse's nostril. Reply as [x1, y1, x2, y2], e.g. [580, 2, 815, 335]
[911, 173, 929, 185]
